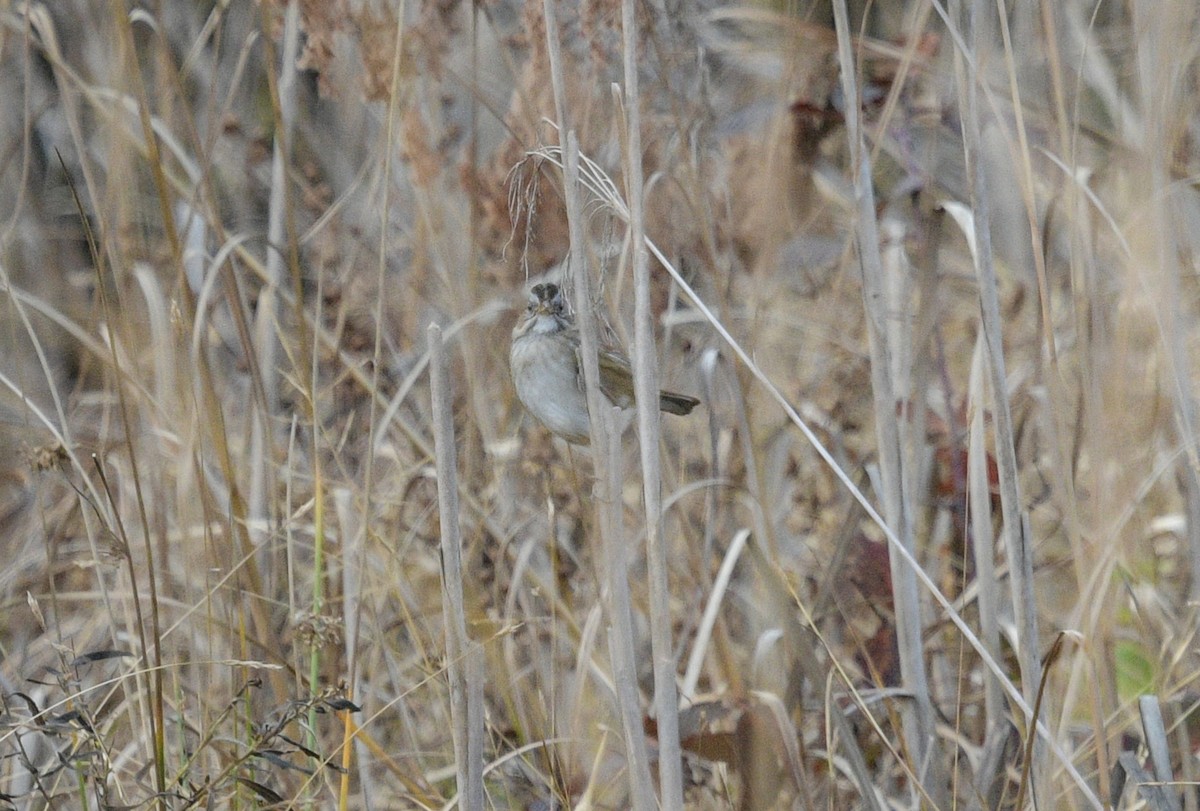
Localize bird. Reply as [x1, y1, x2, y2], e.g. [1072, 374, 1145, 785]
[510, 282, 700, 445]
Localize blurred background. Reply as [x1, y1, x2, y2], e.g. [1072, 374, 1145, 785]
[0, 0, 1198, 808]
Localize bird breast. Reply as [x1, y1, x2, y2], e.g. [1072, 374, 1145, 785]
[510, 331, 592, 444]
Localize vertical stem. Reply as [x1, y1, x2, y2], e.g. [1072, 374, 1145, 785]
[956, 0, 1044, 794]
[829, 0, 939, 795]
[252, 0, 298, 580]
[620, 2, 683, 808]
[569, 131, 657, 810]
[967, 339, 1003, 727]
[596, 398, 658, 810]
[541, 3, 654, 803]
[429, 324, 485, 811]
[960, 0, 1041, 703]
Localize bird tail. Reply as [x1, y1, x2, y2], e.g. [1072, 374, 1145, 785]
[659, 391, 700, 415]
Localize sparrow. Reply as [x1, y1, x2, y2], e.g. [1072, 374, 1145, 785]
[509, 282, 700, 445]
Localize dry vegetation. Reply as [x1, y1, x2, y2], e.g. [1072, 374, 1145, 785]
[0, 0, 1199, 808]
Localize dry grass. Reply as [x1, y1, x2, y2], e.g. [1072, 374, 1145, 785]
[0, 0, 1198, 808]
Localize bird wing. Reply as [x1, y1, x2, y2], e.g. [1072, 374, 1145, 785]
[597, 348, 635, 408]
[572, 344, 636, 409]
